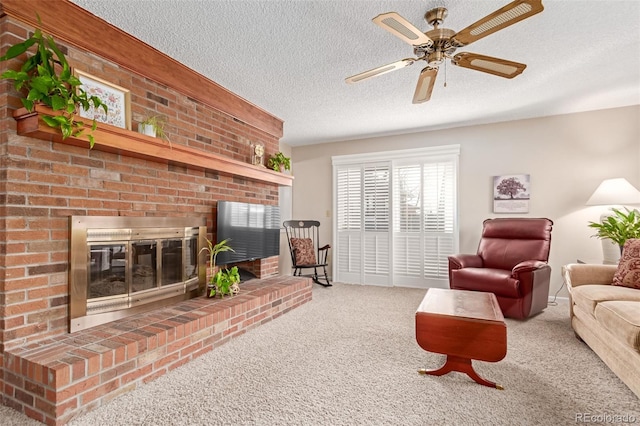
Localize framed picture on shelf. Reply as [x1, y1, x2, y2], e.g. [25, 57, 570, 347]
[74, 69, 131, 130]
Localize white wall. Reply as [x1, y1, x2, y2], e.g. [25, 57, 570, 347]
[289, 105, 640, 296]
[278, 143, 294, 276]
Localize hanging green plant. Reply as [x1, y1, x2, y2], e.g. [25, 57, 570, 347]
[0, 22, 107, 147]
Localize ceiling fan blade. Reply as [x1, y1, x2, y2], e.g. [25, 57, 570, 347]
[373, 12, 433, 47]
[413, 67, 438, 104]
[452, 0, 544, 46]
[346, 58, 416, 84]
[452, 52, 527, 78]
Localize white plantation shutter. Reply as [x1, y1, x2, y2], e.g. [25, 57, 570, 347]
[363, 165, 390, 285]
[335, 164, 390, 285]
[333, 146, 458, 288]
[393, 159, 456, 287]
[336, 167, 362, 283]
[393, 165, 422, 281]
[337, 167, 361, 231]
[423, 161, 455, 279]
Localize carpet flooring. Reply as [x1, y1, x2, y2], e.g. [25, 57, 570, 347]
[3, 283, 639, 425]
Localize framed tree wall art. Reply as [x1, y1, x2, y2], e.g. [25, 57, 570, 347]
[74, 69, 131, 130]
[493, 174, 530, 213]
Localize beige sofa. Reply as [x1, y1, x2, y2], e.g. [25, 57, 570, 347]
[563, 263, 640, 398]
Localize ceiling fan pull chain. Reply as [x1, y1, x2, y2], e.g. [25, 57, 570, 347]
[444, 60, 447, 88]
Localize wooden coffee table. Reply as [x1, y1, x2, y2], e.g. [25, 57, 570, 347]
[415, 288, 507, 389]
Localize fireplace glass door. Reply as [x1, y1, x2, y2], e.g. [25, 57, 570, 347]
[185, 236, 198, 281]
[161, 239, 182, 286]
[132, 240, 158, 292]
[71, 216, 206, 332]
[89, 243, 126, 299]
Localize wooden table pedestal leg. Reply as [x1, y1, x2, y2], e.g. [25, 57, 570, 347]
[418, 355, 504, 390]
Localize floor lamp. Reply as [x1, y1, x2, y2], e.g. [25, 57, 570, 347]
[586, 178, 640, 264]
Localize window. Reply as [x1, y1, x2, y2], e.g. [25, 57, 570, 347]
[333, 145, 459, 288]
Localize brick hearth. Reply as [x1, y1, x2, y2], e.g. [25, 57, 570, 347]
[2, 276, 311, 425]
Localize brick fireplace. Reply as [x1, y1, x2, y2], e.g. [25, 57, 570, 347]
[0, 3, 308, 425]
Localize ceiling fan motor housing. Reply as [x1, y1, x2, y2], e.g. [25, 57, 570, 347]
[425, 7, 448, 26]
[414, 27, 457, 66]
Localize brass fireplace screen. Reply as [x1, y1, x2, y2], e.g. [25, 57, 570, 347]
[69, 216, 206, 332]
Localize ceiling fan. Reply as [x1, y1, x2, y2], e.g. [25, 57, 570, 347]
[345, 0, 544, 103]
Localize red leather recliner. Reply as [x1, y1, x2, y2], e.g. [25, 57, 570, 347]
[448, 218, 553, 319]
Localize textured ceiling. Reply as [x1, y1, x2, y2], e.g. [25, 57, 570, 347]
[70, 0, 640, 146]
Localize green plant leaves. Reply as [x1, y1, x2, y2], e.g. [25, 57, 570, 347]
[267, 152, 291, 171]
[1, 69, 20, 79]
[92, 96, 108, 114]
[0, 38, 35, 61]
[588, 207, 640, 246]
[50, 95, 65, 111]
[20, 98, 34, 111]
[42, 115, 60, 127]
[211, 265, 240, 297]
[0, 22, 108, 147]
[199, 238, 236, 296]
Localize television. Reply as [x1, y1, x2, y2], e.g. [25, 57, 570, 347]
[216, 201, 280, 265]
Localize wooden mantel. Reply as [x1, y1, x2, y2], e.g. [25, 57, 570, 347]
[0, 0, 283, 139]
[14, 105, 293, 186]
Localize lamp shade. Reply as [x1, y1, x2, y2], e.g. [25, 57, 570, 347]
[586, 178, 640, 206]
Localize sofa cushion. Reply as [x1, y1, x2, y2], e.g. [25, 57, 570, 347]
[595, 301, 640, 351]
[613, 239, 640, 289]
[571, 284, 640, 316]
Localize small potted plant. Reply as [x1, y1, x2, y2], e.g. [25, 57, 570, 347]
[267, 151, 291, 172]
[588, 207, 640, 253]
[138, 114, 167, 138]
[210, 266, 241, 298]
[0, 22, 107, 147]
[199, 238, 234, 297]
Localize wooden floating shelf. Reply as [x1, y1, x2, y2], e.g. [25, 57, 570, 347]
[13, 105, 293, 187]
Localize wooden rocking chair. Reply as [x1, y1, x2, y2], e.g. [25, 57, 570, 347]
[283, 220, 331, 287]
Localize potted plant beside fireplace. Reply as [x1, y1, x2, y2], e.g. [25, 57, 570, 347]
[210, 266, 241, 298]
[200, 238, 236, 297]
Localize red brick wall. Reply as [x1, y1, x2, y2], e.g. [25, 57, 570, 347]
[0, 16, 281, 356]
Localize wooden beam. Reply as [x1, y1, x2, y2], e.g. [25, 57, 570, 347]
[0, 0, 284, 139]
